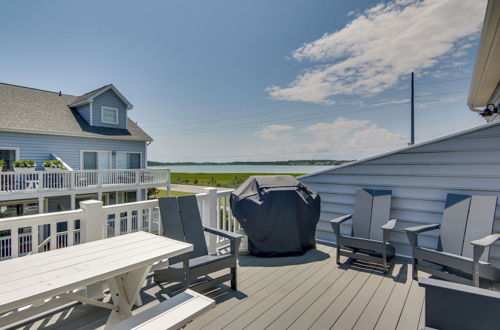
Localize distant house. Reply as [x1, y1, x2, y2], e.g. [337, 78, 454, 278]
[0, 83, 168, 218]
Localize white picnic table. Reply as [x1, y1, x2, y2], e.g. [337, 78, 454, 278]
[0, 231, 193, 328]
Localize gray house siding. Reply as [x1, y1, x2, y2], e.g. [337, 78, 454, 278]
[300, 122, 500, 266]
[75, 104, 91, 124]
[91, 90, 127, 129]
[0, 131, 146, 170]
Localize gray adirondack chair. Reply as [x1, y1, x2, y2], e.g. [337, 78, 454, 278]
[330, 188, 397, 272]
[153, 195, 242, 291]
[405, 193, 499, 287]
[419, 277, 500, 330]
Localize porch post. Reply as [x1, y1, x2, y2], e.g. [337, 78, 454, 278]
[202, 187, 218, 254]
[70, 194, 76, 210]
[79, 200, 106, 300]
[38, 197, 44, 214]
[166, 169, 171, 197]
[79, 200, 105, 243]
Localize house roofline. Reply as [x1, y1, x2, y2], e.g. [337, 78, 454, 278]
[0, 127, 152, 142]
[299, 120, 500, 180]
[69, 84, 134, 110]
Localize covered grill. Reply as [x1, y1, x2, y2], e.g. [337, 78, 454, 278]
[230, 175, 321, 257]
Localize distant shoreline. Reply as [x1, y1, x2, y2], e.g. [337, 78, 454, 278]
[148, 159, 352, 166]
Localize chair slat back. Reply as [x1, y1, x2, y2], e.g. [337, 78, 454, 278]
[462, 195, 497, 261]
[369, 191, 392, 241]
[439, 194, 471, 255]
[177, 195, 209, 259]
[158, 197, 185, 242]
[158, 195, 209, 260]
[352, 189, 373, 239]
[352, 188, 392, 240]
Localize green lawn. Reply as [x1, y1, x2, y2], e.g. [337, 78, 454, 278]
[155, 190, 194, 197]
[170, 172, 304, 188]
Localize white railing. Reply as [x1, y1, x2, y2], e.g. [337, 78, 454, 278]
[0, 187, 238, 260]
[0, 168, 170, 196]
[0, 209, 83, 260]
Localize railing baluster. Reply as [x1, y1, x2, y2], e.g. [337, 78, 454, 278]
[31, 224, 38, 254]
[11, 228, 19, 258]
[67, 220, 74, 246]
[49, 224, 57, 250]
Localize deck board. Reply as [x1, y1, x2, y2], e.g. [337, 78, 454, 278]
[13, 244, 432, 330]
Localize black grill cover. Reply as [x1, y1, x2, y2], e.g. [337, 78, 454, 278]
[230, 175, 321, 257]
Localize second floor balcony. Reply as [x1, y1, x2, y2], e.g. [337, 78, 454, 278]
[0, 168, 170, 201]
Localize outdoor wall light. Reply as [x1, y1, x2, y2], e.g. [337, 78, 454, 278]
[480, 104, 498, 117]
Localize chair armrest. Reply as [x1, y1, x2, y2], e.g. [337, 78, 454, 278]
[471, 234, 500, 248]
[472, 234, 500, 284]
[381, 219, 397, 244]
[203, 226, 243, 255]
[405, 224, 440, 248]
[329, 214, 352, 237]
[405, 223, 440, 233]
[203, 226, 243, 240]
[381, 219, 397, 231]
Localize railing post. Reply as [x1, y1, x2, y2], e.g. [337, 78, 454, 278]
[79, 200, 106, 300]
[202, 188, 218, 254]
[135, 170, 140, 185]
[70, 171, 75, 189]
[166, 169, 171, 197]
[79, 200, 105, 243]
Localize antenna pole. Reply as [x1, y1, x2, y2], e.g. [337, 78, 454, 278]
[410, 72, 415, 145]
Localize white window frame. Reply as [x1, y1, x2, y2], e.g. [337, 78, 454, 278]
[115, 151, 143, 169]
[101, 106, 119, 125]
[80, 150, 112, 170]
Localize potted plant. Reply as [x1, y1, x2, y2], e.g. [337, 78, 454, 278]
[13, 160, 37, 172]
[43, 160, 65, 172]
[0, 159, 4, 172]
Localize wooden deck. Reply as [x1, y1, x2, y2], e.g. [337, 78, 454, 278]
[14, 244, 427, 330]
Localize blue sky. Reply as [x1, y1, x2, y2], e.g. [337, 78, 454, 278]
[0, 0, 487, 162]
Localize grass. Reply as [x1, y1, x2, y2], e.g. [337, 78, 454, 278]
[155, 190, 194, 197]
[170, 172, 305, 188]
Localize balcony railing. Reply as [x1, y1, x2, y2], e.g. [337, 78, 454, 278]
[0, 168, 170, 196]
[0, 188, 237, 260]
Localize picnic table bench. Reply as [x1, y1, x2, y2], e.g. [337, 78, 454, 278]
[0, 231, 203, 329]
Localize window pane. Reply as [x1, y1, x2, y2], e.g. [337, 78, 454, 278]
[97, 152, 110, 169]
[0, 149, 16, 171]
[83, 152, 97, 170]
[102, 108, 117, 124]
[129, 153, 141, 169]
[116, 153, 127, 169]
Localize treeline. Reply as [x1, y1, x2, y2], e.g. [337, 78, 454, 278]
[148, 159, 353, 166]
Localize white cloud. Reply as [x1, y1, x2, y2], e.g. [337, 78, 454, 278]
[345, 125, 406, 152]
[303, 117, 369, 140]
[267, 0, 486, 104]
[372, 98, 409, 107]
[255, 124, 294, 140]
[302, 117, 406, 156]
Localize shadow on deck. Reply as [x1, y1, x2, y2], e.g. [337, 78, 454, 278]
[13, 245, 426, 330]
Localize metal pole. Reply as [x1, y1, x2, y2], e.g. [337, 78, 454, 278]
[410, 72, 415, 145]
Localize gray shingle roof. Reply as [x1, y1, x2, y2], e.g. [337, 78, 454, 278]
[0, 83, 152, 141]
[70, 84, 112, 106]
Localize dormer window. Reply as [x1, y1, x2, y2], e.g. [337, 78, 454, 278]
[101, 107, 118, 125]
